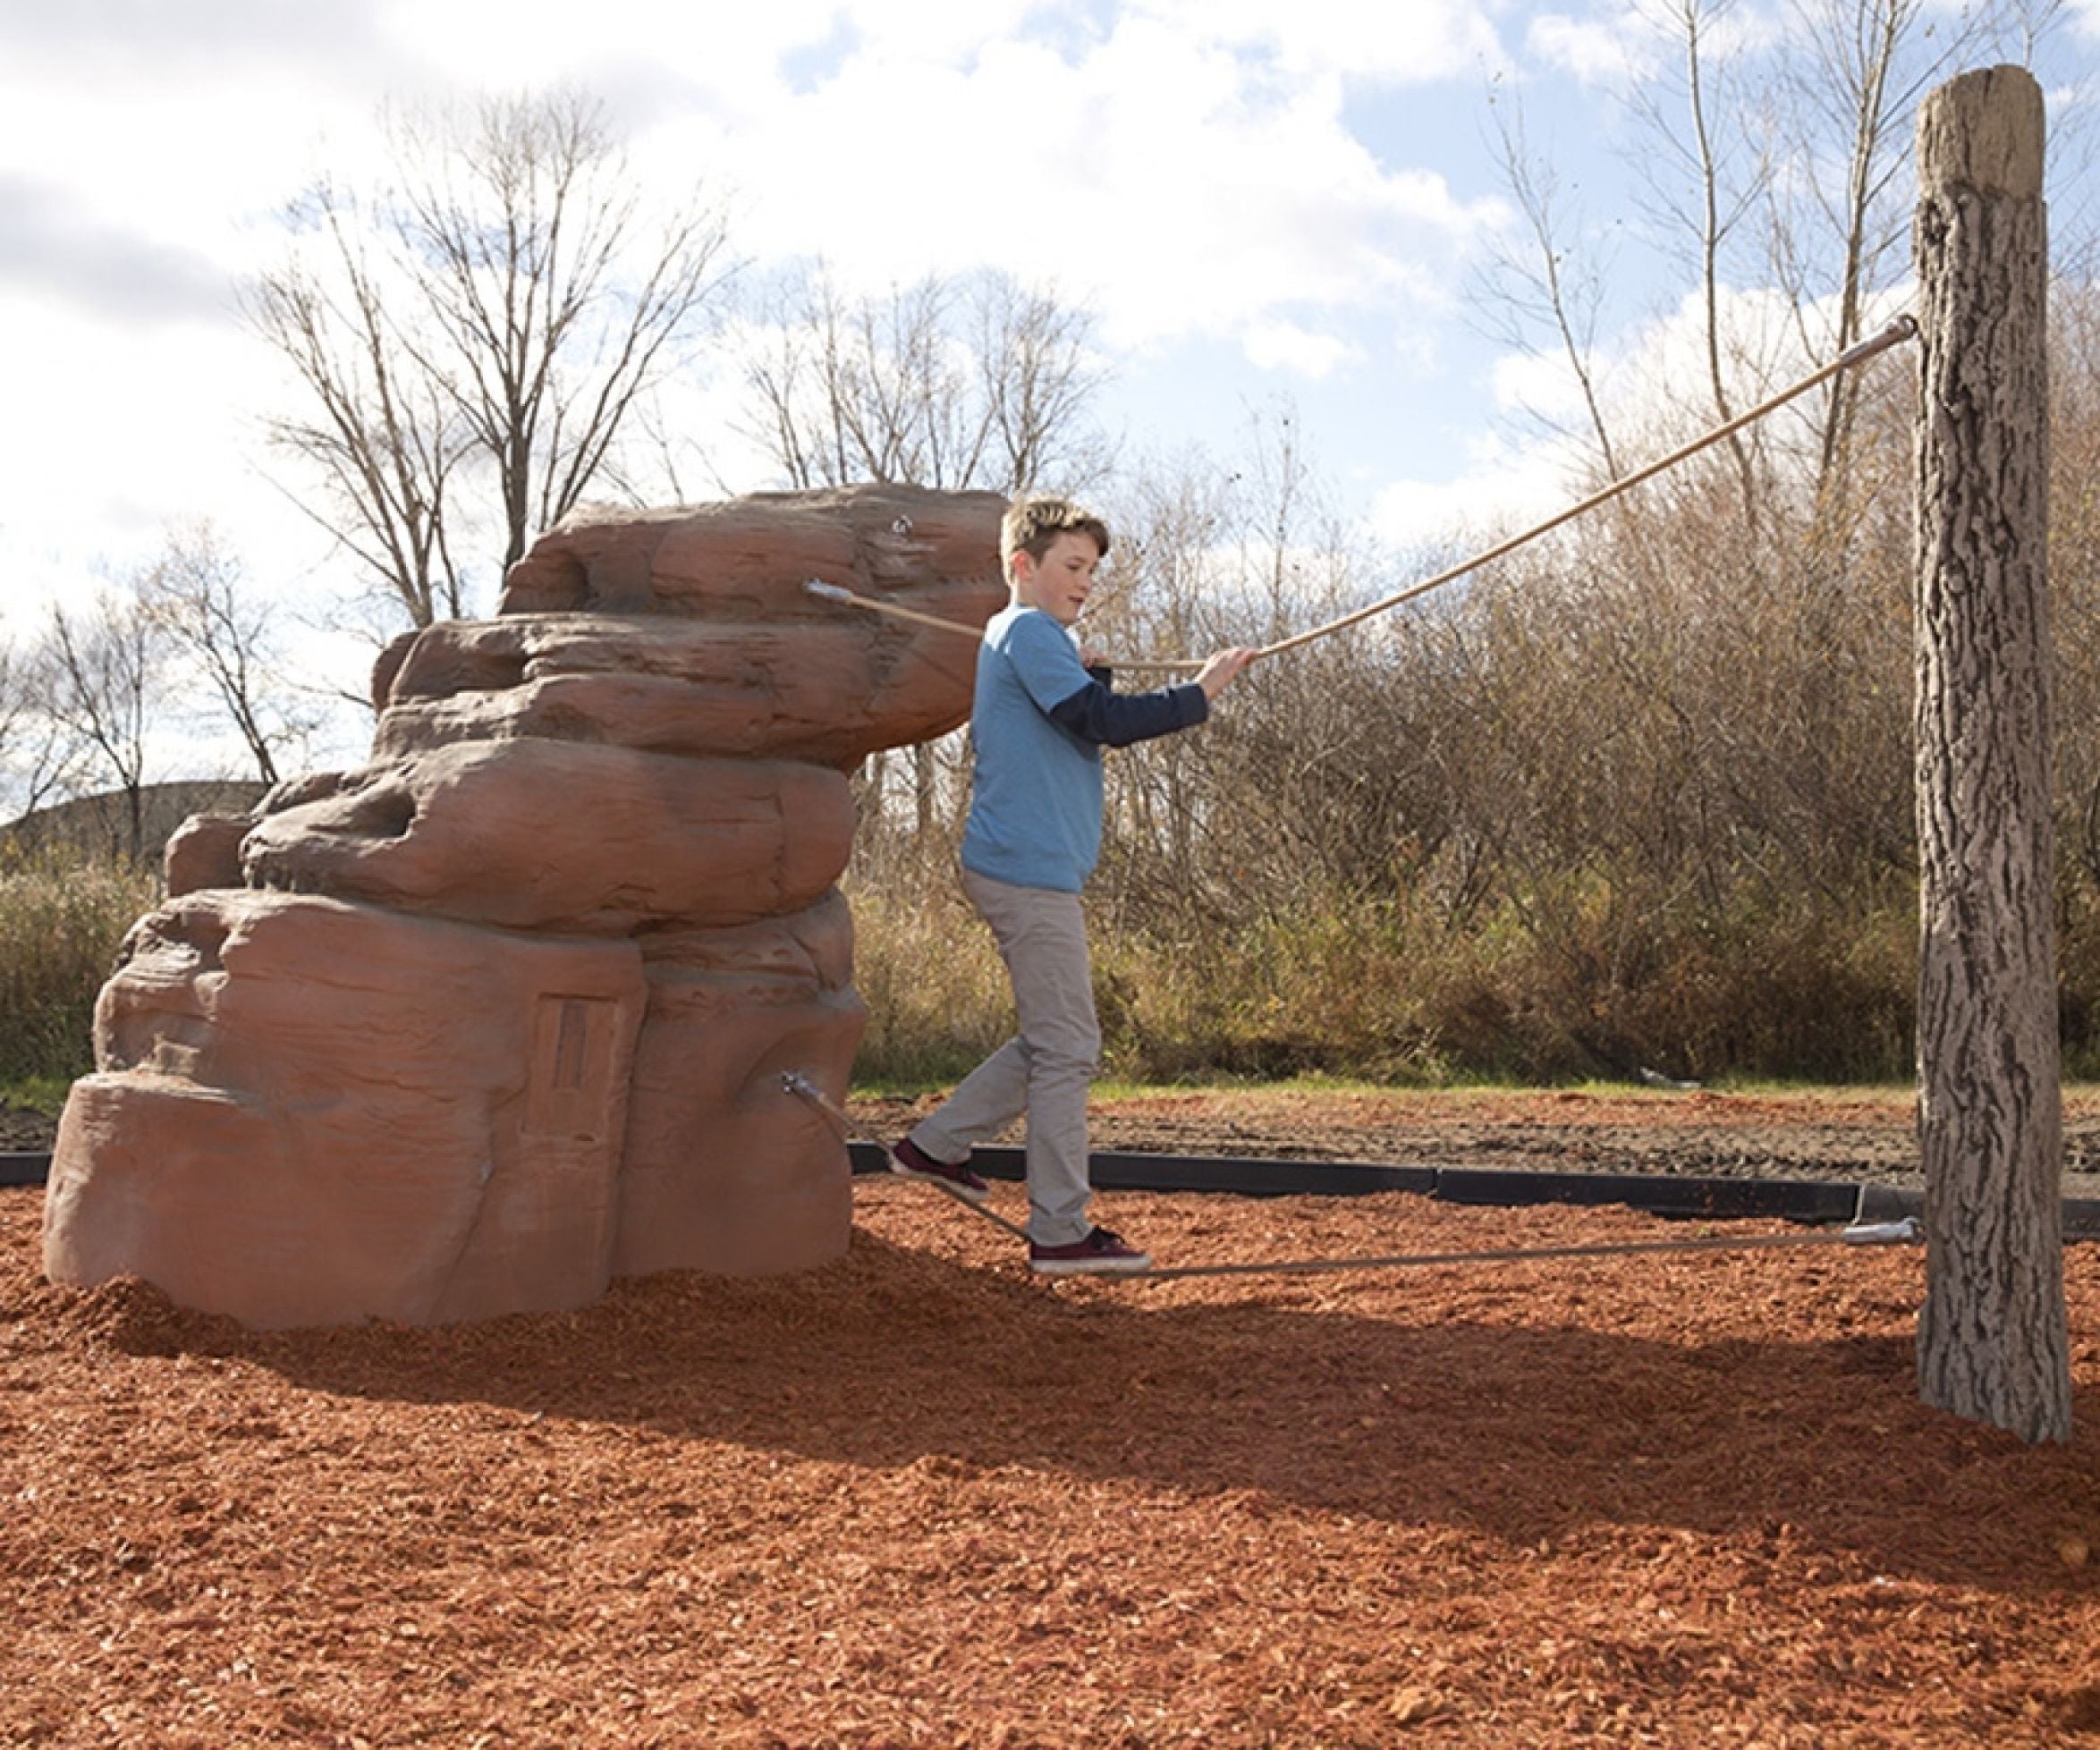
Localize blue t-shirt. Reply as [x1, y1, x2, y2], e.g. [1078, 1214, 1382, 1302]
[961, 606, 1105, 893]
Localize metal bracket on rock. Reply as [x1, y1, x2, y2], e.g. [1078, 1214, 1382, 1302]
[780, 1071, 1032, 1242]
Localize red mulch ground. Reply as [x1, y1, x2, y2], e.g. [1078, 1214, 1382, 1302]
[4, 1161, 2098, 1749]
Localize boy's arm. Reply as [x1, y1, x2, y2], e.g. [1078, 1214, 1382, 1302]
[1046, 676, 1209, 748]
[1005, 613, 1254, 748]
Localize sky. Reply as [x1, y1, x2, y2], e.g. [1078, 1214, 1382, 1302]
[1, 0, 2096, 772]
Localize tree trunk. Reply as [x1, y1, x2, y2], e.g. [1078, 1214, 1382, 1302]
[913, 741, 937, 842]
[1911, 65, 2070, 1444]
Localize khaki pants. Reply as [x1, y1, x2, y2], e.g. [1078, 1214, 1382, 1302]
[908, 868, 1101, 1247]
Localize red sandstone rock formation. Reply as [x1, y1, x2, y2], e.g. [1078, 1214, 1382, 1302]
[44, 485, 1006, 1327]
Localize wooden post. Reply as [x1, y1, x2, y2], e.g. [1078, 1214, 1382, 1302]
[1913, 65, 2071, 1443]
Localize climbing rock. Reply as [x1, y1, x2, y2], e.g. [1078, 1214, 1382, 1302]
[164, 812, 250, 897]
[372, 613, 984, 769]
[499, 481, 1005, 620]
[240, 740, 856, 935]
[46, 890, 648, 1328]
[615, 892, 866, 1279]
[45, 483, 1005, 1328]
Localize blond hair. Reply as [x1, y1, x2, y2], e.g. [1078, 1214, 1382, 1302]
[1001, 495, 1111, 574]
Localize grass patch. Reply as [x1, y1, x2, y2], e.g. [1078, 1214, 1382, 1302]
[0, 1075, 76, 1117]
[848, 878, 1932, 1090]
[0, 847, 157, 1088]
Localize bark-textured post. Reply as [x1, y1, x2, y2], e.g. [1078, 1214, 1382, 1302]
[1913, 65, 2070, 1444]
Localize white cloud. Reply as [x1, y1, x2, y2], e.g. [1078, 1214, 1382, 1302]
[0, 0, 1562, 745]
[1523, 0, 1783, 91]
[1490, 344, 1597, 424]
[1523, 9, 1653, 89]
[1367, 427, 1588, 553]
[1370, 262, 1927, 556]
[0, 281, 325, 594]
[1136, 0, 1503, 85]
[375, 0, 815, 90]
[1242, 318, 1360, 377]
[1384, 270, 1924, 573]
[653, 9, 1499, 352]
[1600, 280, 1917, 438]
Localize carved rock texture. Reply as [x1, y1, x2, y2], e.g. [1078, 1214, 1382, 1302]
[47, 892, 648, 1329]
[616, 893, 865, 1280]
[239, 742, 857, 935]
[45, 485, 1004, 1327]
[372, 615, 983, 769]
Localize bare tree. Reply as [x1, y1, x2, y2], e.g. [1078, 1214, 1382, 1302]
[1625, 0, 1772, 527]
[2053, 285, 2100, 894]
[978, 276, 1109, 495]
[1468, 83, 1625, 482]
[249, 89, 735, 628]
[742, 266, 1111, 842]
[748, 275, 973, 488]
[1768, 0, 2038, 517]
[742, 266, 1110, 496]
[1472, 0, 2056, 544]
[39, 589, 171, 864]
[136, 524, 318, 785]
[0, 634, 80, 824]
[249, 178, 477, 629]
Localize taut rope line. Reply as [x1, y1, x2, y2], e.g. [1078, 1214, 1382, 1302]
[781, 1072, 1033, 1243]
[1132, 1221, 1919, 1283]
[805, 315, 1919, 671]
[1255, 315, 1918, 662]
[779, 1071, 1923, 1281]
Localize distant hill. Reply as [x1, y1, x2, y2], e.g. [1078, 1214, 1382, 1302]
[4, 781, 272, 864]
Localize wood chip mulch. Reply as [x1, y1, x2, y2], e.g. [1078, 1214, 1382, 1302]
[3, 1181, 2097, 1747]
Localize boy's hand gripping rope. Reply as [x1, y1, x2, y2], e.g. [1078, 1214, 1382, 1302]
[804, 315, 1919, 672]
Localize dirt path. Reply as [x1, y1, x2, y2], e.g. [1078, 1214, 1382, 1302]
[852, 1085, 2100, 1191]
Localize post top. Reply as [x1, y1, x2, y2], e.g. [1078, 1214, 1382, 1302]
[1918, 65, 2045, 200]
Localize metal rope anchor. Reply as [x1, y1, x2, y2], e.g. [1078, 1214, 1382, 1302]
[781, 1072, 1031, 1242]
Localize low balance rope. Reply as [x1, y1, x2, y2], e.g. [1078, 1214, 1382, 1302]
[1132, 1221, 1920, 1284]
[805, 315, 1918, 672]
[780, 1072, 1921, 1281]
[781, 1072, 1033, 1243]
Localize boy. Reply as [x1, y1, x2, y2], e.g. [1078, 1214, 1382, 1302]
[891, 495, 1256, 1274]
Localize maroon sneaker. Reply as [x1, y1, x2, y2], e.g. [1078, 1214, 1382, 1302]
[1029, 1226, 1152, 1277]
[889, 1136, 991, 1203]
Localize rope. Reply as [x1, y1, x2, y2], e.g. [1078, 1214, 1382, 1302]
[803, 315, 1918, 671]
[780, 1069, 1923, 1282]
[1250, 315, 1918, 661]
[804, 579, 1200, 673]
[802, 581, 999, 643]
[780, 1072, 1033, 1242]
[1130, 1220, 1920, 1284]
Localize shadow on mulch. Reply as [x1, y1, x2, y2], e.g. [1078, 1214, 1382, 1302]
[54, 1215, 2096, 1607]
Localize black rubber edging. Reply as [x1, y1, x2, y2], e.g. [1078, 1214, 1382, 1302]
[846, 1143, 2100, 1234]
[1, 1154, 47, 1189]
[850, 1142, 1861, 1224]
[15, 1145, 2098, 1234]
[1434, 1165, 1860, 1223]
